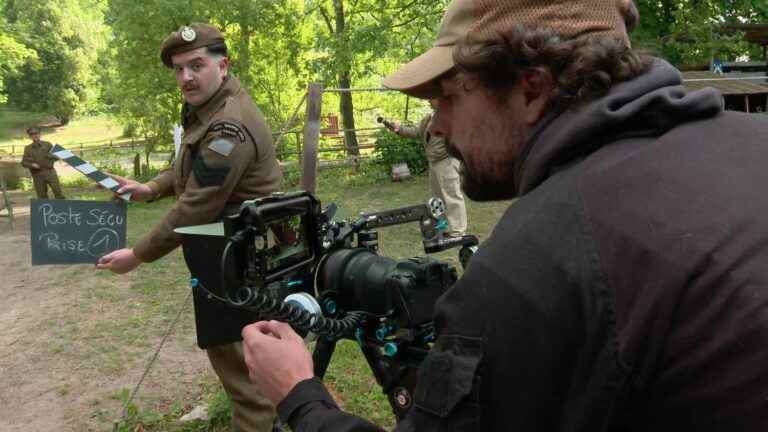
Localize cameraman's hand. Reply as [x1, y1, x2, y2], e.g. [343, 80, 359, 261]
[392, 121, 402, 134]
[96, 248, 142, 274]
[108, 173, 154, 201]
[242, 320, 314, 405]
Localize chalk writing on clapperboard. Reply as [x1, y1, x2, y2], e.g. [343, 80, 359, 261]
[36, 202, 124, 257]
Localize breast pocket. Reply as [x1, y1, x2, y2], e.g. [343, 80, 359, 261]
[412, 335, 483, 431]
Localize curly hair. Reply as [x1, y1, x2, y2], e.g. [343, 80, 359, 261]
[453, 23, 652, 108]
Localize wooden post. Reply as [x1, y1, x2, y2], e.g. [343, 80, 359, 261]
[0, 171, 13, 229]
[301, 83, 323, 194]
[133, 153, 141, 177]
[404, 95, 410, 121]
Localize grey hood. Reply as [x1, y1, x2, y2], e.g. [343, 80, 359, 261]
[514, 59, 724, 195]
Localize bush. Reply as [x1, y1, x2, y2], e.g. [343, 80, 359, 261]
[8, 177, 31, 191]
[122, 122, 139, 138]
[372, 129, 427, 176]
[98, 161, 129, 177]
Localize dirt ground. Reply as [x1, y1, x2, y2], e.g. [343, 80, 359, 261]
[0, 191, 213, 431]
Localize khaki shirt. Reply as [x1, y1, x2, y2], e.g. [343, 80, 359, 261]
[398, 113, 449, 163]
[133, 75, 282, 262]
[21, 140, 57, 173]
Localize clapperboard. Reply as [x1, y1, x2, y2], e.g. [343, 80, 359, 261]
[51, 144, 132, 201]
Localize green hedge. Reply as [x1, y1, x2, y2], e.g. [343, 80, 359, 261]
[372, 129, 427, 176]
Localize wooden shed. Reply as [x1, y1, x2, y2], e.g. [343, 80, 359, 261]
[682, 71, 768, 113]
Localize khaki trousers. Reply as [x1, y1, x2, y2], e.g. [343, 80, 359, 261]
[32, 169, 65, 199]
[429, 157, 467, 236]
[207, 342, 276, 431]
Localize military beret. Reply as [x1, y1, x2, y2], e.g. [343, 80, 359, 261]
[159, 23, 226, 68]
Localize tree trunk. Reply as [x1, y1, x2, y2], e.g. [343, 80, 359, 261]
[333, 0, 360, 156]
[338, 72, 359, 156]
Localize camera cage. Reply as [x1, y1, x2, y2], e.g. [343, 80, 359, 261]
[186, 190, 479, 420]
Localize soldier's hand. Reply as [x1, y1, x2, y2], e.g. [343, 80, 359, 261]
[242, 320, 314, 405]
[96, 248, 142, 274]
[107, 173, 154, 201]
[392, 122, 402, 134]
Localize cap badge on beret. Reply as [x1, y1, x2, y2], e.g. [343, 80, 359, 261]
[180, 26, 197, 42]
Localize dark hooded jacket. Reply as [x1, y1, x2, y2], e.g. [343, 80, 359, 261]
[276, 59, 768, 431]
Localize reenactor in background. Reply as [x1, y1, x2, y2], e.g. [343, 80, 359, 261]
[21, 127, 65, 199]
[390, 100, 467, 236]
[96, 23, 281, 431]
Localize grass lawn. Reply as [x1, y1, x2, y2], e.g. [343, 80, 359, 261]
[0, 111, 125, 155]
[63, 167, 511, 431]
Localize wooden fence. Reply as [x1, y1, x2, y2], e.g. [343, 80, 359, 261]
[0, 83, 403, 188]
[0, 137, 147, 158]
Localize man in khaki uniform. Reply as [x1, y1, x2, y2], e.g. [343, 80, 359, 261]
[96, 23, 281, 431]
[391, 101, 467, 236]
[21, 127, 65, 199]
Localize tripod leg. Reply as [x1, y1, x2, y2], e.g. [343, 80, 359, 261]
[312, 337, 338, 378]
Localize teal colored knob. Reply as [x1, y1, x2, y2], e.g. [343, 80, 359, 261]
[190, 278, 199, 288]
[436, 219, 448, 231]
[384, 342, 399, 357]
[323, 299, 338, 315]
[376, 327, 389, 341]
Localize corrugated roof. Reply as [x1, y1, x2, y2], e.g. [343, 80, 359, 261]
[682, 71, 768, 95]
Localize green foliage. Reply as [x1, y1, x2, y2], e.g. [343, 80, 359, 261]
[633, 0, 768, 68]
[103, 0, 310, 157]
[372, 128, 427, 176]
[2, 0, 109, 119]
[0, 109, 46, 140]
[0, 23, 36, 104]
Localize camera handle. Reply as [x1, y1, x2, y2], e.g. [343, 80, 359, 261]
[377, 116, 396, 131]
[354, 200, 480, 269]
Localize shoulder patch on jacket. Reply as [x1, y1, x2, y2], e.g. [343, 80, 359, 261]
[193, 155, 231, 187]
[207, 138, 235, 157]
[209, 121, 246, 143]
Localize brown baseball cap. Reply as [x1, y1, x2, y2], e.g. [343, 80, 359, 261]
[383, 0, 634, 98]
[159, 23, 226, 68]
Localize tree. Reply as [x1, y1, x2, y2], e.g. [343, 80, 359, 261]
[2, 0, 108, 122]
[311, 0, 447, 156]
[633, 0, 768, 69]
[103, 0, 310, 159]
[0, 13, 36, 104]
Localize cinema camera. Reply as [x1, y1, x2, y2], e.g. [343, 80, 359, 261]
[191, 191, 478, 419]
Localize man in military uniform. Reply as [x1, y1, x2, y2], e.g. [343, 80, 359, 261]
[390, 100, 466, 236]
[96, 23, 281, 431]
[21, 127, 65, 199]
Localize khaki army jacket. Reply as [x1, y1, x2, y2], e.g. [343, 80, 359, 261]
[398, 113, 449, 164]
[133, 75, 282, 262]
[21, 140, 57, 173]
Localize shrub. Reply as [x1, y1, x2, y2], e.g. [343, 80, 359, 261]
[372, 129, 427, 176]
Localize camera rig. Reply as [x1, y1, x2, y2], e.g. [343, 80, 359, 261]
[189, 190, 478, 420]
